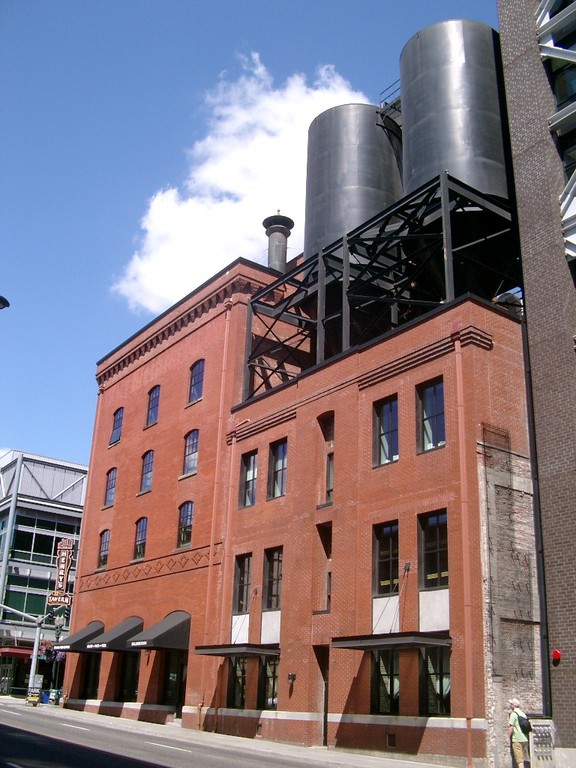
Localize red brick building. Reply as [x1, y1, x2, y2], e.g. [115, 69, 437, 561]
[58, 18, 546, 764]
[59, 249, 540, 765]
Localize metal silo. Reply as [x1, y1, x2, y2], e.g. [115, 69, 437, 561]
[401, 20, 509, 198]
[303, 103, 403, 260]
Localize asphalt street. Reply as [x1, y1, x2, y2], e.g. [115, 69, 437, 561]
[0, 697, 447, 768]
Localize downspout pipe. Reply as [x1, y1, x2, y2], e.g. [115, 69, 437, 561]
[453, 328, 474, 768]
[521, 311, 551, 716]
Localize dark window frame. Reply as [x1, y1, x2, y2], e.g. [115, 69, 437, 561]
[420, 647, 451, 716]
[373, 521, 399, 596]
[263, 547, 283, 611]
[372, 649, 400, 715]
[374, 395, 399, 465]
[177, 501, 194, 547]
[98, 529, 110, 568]
[188, 359, 205, 404]
[419, 510, 448, 590]
[109, 407, 124, 445]
[104, 467, 117, 507]
[267, 438, 288, 499]
[233, 553, 251, 615]
[239, 450, 258, 508]
[183, 430, 199, 476]
[227, 656, 247, 708]
[134, 517, 148, 560]
[417, 378, 445, 452]
[146, 385, 160, 427]
[258, 656, 279, 710]
[140, 450, 154, 492]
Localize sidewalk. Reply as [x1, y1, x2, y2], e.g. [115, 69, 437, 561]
[0, 695, 449, 768]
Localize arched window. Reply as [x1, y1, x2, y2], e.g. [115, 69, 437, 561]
[109, 407, 124, 444]
[104, 467, 117, 506]
[140, 450, 154, 492]
[188, 359, 205, 404]
[178, 502, 194, 547]
[98, 529, 111, 568]
[134, 517, 148, 560]
[183, 430, 199, 475]
[146, 385, 160, 427]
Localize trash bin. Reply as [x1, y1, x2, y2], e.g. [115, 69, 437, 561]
[40, 690, 50, 704]
[48, 689, 61, 705]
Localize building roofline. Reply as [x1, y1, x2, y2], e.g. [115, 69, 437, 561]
[97, 257, 276, 367]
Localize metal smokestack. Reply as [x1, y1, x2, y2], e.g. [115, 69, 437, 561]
[263, 213, 294, 273]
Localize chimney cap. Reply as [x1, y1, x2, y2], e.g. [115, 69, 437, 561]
[263, 213, 294, 232]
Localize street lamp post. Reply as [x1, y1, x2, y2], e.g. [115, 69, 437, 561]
[52, 614, 66, 690]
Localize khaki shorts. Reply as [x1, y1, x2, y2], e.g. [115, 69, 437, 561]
[512, 741, 527, 765]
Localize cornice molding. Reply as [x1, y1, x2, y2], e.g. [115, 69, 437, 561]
[97, 276, 262, 388]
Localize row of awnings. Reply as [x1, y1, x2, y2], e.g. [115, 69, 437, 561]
[55, 615, 451, 656]
[54, 611, 191, 653]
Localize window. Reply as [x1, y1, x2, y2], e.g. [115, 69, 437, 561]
[140, 450, 154, 492]
[263, 547, 283, 611]
[98, 530, 110, 568]
[372, 650, 400, 715]
[146, 385, 160, 427]
[319, 413, 334, 504]
[134, 517, 148, 560]
[258, 657, 279, 710]
[418, 378, 445, 451]
[177, 502, 194, 547]
[374, 521, 399, 595]
[239, 451, 258, 507]
[233, 554, 251, 614]
[420, 647, 451, 715]
[188, 359, 205, 404]
[317, 523, 332, 612]
[104, 467, 117, 506]
[227, 657, 247, 708]
[420, 510, 448, 589]
[268, 438, 287, 499]
[183, 430, 199, 475]
[109, 407, 124, 445]
[374, 395, 399, 465]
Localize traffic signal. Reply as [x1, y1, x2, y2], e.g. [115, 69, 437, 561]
[64, 606, 70, 621]
[45, 608, 54, 622]
[552, 649, 562, 667]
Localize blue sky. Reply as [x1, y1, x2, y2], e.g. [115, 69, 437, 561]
[0, 0, 498, 466]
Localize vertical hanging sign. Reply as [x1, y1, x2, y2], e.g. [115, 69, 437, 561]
[47, 538, 74, 606]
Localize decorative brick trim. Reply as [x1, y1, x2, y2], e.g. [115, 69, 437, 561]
[358, 325, 492, 390]
[77, 542, 222, 592]
[97, 278, 260, 387]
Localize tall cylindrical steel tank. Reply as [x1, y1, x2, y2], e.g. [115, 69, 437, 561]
[400, 20, 509, 198]
[303, 103, 403, 260]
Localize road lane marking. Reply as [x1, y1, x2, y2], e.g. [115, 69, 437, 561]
[7, 763, 25, 767]
[61, 723, 90, 731]
[145, 742, 193, 753]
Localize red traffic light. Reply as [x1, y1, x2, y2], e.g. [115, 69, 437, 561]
[552, 649, 562, 666]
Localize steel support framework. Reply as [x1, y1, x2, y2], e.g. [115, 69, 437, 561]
[245, 173, 521, 399]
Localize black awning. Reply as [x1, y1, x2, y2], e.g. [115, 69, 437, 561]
[332, 630, 452, 651]
[195, 643, 280, 658]
[85, 616, 143, 651]
[129, 611, 190, 650]
[54, 621, 104, 652]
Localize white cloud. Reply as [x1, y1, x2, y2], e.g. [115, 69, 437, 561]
[113, 53, 368, 314]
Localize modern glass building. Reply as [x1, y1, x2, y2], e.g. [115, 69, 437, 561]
[0, 450, 87, 695]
